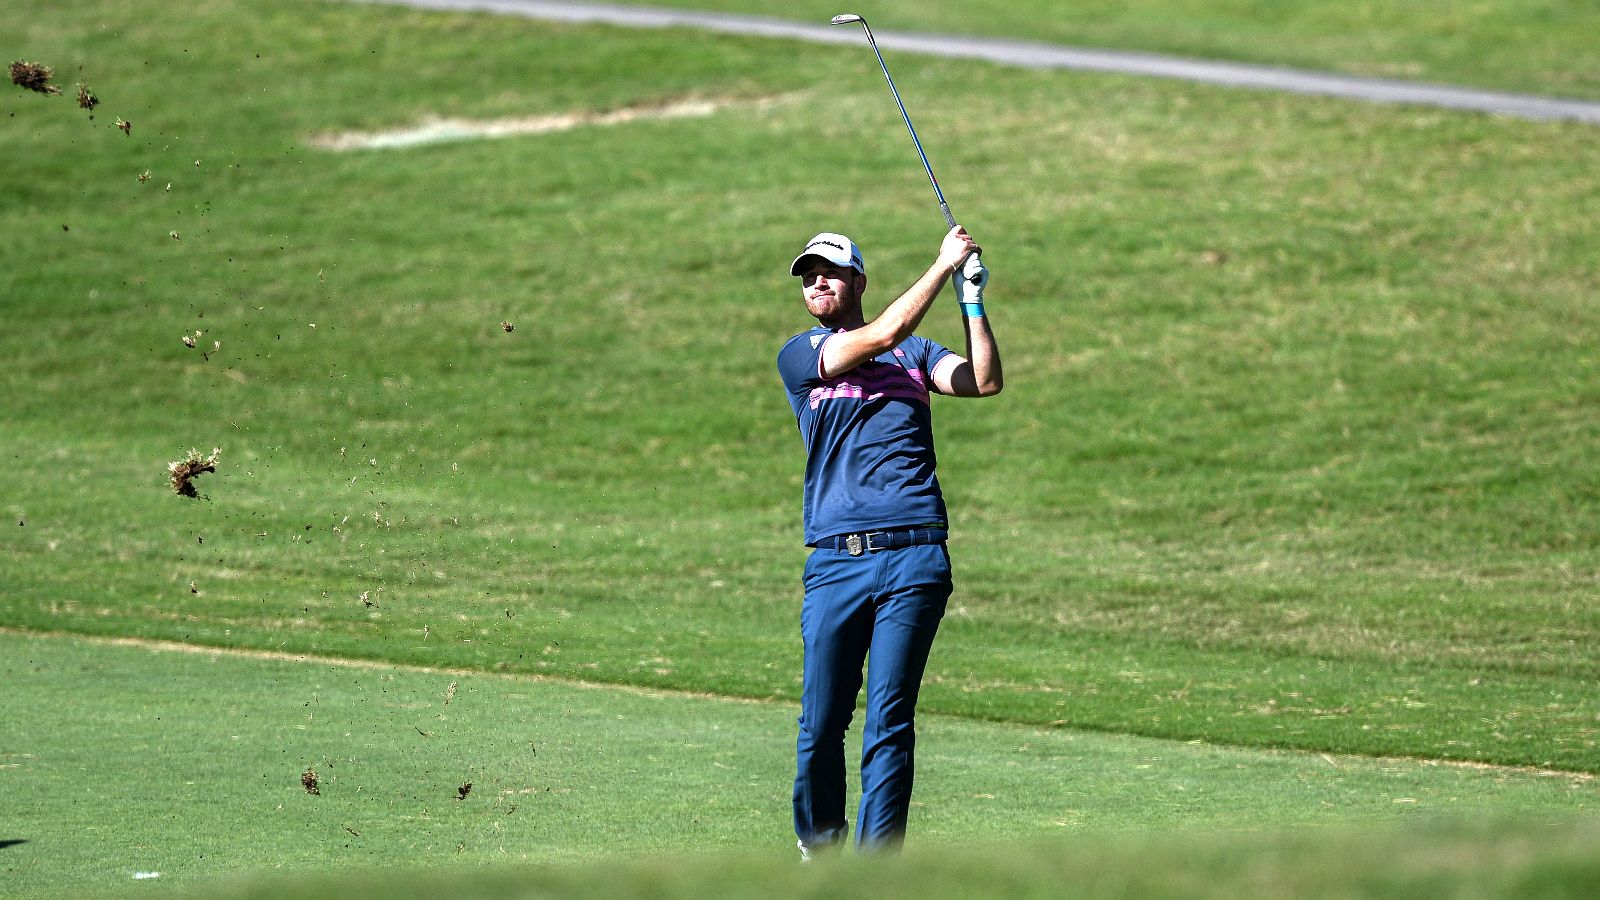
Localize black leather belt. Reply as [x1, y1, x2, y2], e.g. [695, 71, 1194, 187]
[817, 527, 947, 556]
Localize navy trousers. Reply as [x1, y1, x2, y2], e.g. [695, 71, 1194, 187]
[793, 540, 952, 851]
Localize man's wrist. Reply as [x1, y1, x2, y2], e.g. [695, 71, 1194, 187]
[960, 302, 986, 318]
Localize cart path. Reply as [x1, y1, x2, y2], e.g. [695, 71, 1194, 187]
[343, 0, 1600, 124]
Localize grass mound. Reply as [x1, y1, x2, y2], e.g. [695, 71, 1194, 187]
[186, 816, 1600, 900]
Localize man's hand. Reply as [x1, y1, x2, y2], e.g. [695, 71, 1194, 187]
[933, 232, 1001, 396]
[954, 253, 987, 305]
[937, 225, 980, 276]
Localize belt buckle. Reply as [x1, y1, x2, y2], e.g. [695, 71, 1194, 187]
[845, 534, 864, 556]
[864, 531, 888, 552]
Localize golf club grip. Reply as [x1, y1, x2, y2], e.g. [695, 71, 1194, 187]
[943, 201, 980, 283]
[937, 202, 983, 283]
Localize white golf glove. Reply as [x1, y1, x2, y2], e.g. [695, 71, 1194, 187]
[954, 253, 987, 305]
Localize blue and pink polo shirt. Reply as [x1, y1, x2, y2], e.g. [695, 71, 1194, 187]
[777, 326, 960, 546]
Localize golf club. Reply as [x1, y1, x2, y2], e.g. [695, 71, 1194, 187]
[830, 13, 974, 274]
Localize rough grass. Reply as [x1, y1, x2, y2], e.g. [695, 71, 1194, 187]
[4, 0, 1597, 772]
[182, 817, 1600, 900]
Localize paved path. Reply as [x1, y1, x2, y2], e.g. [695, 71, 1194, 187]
[348, 0, 1600, 124]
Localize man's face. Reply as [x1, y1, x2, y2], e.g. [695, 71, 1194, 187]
[797, 258, 865, 324]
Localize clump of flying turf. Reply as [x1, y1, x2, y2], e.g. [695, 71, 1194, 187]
[76, 83, 98, 109]
[301, 769, 320, 795]
[168, 448, 221, 498]
[9, 60, 61, 95]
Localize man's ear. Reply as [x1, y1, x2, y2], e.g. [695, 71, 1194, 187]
[853, 273, 867, 295]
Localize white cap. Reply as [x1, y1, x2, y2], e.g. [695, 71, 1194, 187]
[790, 232, 865, 276]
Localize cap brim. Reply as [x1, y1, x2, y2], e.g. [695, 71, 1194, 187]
[790, 253, 860, 277]
[790, 253, 825, 276]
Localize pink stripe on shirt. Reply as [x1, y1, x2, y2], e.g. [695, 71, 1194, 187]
[808, 365, 929, 410]
[809, 334, 947, 409]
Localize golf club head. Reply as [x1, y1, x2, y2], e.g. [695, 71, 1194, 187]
[829, 13, 864, 26]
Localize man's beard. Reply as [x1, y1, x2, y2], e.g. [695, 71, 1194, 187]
[812, 285, 860, 324]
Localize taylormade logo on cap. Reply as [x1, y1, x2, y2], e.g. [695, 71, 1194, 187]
[790, 232, 865, 276]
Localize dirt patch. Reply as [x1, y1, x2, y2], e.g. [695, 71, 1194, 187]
[9, 60, 60, 95]
[168, 448, 220, 498]
[310, 94, 797, 151]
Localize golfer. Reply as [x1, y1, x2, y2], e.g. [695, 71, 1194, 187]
[778, 224, 1002, 857]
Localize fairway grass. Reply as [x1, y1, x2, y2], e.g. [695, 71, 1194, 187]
[4, 630, 1596, 898]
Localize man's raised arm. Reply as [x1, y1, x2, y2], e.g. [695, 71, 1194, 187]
[822, 226, 979, 378]
[933, 254, 1003, 397]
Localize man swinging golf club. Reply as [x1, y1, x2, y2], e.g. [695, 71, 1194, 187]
[779, 11, 1005, 858]
[778, 223, 1002, 859]
[778, 11, 1005, 858]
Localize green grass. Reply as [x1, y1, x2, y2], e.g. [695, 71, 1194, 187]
[3, 0, 1599, 895]
[6, 0, 1596, 772]
[5, 630, 1596, 898]
[187, 819, 1600, 900]
[590, 0, 1600, 100]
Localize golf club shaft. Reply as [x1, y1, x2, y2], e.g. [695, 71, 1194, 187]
[837, 16, 957, 229]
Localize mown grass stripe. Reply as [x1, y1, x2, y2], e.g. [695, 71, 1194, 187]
[9, 627, 1592, 786]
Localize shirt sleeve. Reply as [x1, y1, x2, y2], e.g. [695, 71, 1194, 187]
[913, 336, 959, 394]
[777, 331, 830, 397]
